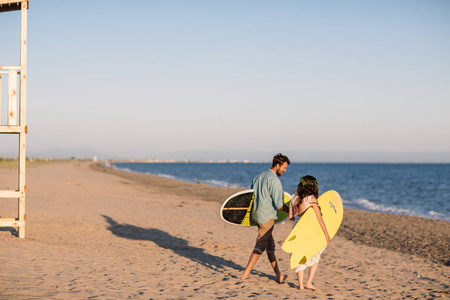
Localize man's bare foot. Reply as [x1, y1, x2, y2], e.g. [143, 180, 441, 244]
[240, 274, 250, 280]
[277, 274, 288, 284]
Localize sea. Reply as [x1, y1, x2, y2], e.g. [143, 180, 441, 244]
[112, 162, 450, 222]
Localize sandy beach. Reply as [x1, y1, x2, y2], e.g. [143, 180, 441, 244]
[0, 162, 449, 299]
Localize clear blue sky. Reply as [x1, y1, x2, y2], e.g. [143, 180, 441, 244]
[1, 0, 449, 162]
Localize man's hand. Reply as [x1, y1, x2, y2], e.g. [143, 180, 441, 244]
[280, 204, 289, 213]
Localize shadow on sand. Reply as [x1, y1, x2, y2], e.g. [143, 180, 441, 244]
[102, 215, 253, 276]
[0, 227, 17, 236]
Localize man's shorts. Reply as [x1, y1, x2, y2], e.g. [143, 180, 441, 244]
[253, 219, 275, 254]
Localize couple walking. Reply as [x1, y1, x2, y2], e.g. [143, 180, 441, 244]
[240, 153, 331, 291]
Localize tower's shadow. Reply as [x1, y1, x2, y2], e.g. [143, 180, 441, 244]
[102, 215, 249, 275]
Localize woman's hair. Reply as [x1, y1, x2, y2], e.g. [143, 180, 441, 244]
[271, 153, 290, 168]
[296, 175, 319, 200]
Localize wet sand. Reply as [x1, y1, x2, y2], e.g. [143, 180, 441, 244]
[0, 162, 449, 299]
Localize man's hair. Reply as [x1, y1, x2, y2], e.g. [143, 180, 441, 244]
[271, 153, 290, 168]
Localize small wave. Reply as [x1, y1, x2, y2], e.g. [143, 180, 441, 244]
[113, 166, 135, 173]
[354, 199, 414, 215]
[154, 173, 179, 181]
[345, 198, 450, 222]
[154, 174, 241, 188]
[114, 167, 243, 189]
[428, 211, 450, 221]
[200, 179, 242, 188]
[429, 210, 445, 217]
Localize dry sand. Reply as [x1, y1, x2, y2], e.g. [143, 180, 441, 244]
[0, 162, 449, 299]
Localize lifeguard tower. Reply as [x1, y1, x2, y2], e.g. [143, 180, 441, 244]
[0, 0, 29, 238]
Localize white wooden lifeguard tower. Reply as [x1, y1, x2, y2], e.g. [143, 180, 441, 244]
[0, 0, 28, 238]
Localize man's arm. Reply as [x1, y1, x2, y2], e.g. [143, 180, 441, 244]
[270, 179, 286, 211]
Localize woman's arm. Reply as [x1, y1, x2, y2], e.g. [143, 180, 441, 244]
[311, 198, 331, 244]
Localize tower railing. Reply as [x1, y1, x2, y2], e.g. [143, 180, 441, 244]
[0, 0, 29, 238]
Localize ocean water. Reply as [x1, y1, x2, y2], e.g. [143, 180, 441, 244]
[112, 162, 450, 222]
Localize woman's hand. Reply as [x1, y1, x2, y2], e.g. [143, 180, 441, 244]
[326, 235, 331, 245]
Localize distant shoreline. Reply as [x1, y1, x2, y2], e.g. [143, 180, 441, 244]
[107, 160, 450, 164]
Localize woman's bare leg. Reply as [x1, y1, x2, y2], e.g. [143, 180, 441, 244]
[297, 269, 305, 289]
[305, 263, 319, 290]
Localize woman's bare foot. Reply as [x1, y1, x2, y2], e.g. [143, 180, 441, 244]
[305, 284, 316, 291]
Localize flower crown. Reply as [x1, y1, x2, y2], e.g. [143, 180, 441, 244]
[299, 177, 319, 188]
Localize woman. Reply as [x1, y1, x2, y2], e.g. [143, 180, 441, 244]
[289, 175, 331, 291]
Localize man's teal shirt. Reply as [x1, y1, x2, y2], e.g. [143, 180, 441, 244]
[251, 169, 284, 224]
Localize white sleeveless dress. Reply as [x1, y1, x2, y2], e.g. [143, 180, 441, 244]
[292, 195, 326, 273]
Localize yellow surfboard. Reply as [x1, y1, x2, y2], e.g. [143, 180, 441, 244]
[282, 190, 343, 269]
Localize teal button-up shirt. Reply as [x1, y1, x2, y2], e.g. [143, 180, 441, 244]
[251, 169, 284, 224]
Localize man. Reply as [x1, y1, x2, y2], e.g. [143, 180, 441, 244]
[240, 153, 290, 283]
